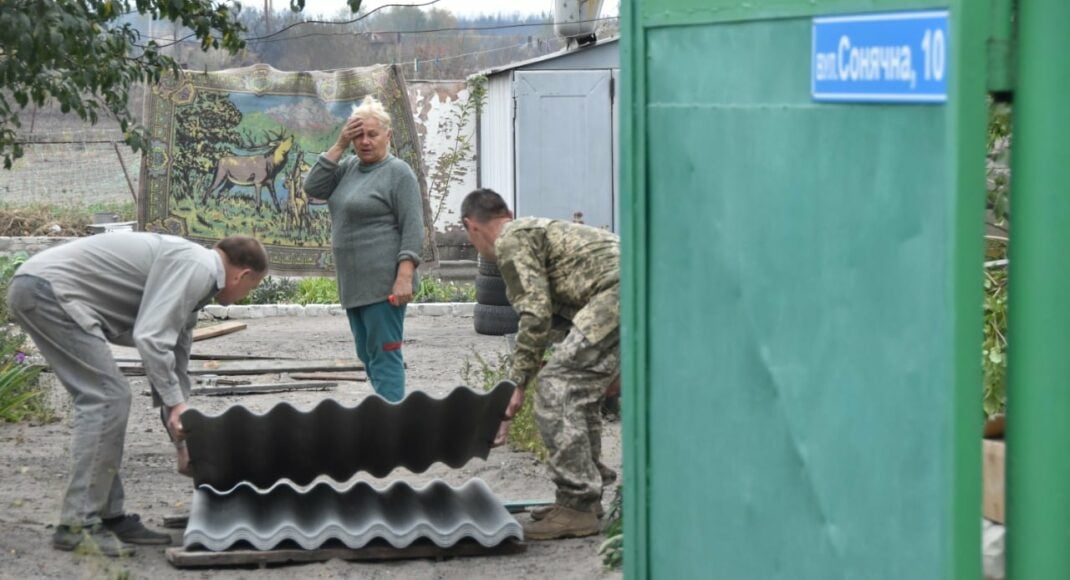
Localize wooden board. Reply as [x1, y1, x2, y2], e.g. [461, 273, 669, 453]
[192, 322, 247, 342]
[166, 540, 526, 568]
[120, 358, 366, 377]
[983, 438, 1005, 524]
[289, 372, 367, 382]
[190, 382, 338, 397]
[983, 413, 1006, 438]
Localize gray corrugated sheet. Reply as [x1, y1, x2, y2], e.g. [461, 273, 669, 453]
[184, 478, 523, 551]
[182, 382, 516, 489]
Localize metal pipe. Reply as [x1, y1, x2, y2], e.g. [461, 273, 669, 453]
[1007, 0, 1070, 576]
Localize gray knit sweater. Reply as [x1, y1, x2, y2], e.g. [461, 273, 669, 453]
[304, 153, 424, 308]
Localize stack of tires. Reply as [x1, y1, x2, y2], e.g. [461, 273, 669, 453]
[473, 255, 519, 336]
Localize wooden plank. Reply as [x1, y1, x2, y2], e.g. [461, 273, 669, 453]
[190, 353, 294, 361]
[983, 438, 1005, 524]
[163, 514, 188, 529]
[166, 539, 526, 568]
[120, 358, 366, 377]
[289, 372, 367, 382]
[192, 321, 247, 342]
[190, 382, 338, 397]
[117, 354, 292, 364]
[503, 499, 554, 514]
[984, 413, 1006, 438]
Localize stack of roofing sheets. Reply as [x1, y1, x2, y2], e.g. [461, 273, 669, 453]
[181, 382, 522, 552]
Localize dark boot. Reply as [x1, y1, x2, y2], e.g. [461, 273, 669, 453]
[52, 524, 135, 557]
[597, 462, 617, 485]
[523, 505, 600, 540]
[102, 514, 173, 545]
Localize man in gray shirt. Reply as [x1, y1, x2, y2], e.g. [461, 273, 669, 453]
[6, 233, 267, 556]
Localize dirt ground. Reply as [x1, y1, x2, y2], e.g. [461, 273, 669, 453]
[0, 314, 622, 579]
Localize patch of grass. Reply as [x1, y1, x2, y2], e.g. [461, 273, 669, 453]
[0, 360, 48, 422]
[170, 194, 332, 247]
[231, 275, 475, 306]
[413, 277, 475, 303]
[462, 350, 547, 461]
[599, 485, 623, 570]
[295, 277, 339, 305]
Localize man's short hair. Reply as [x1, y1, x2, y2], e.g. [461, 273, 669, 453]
[215, 236, 268, 273]
[461, 189, 512, 224]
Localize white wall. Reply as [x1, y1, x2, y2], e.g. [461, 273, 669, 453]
[407, 81, 478, 233]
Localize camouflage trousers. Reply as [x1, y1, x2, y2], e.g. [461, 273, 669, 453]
[534, 326, 620, 512]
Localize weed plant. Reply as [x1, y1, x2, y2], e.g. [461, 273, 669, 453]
[462, 350, 547, 461]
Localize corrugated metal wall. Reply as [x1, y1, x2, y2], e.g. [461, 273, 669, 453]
[478, 73, 515, 208]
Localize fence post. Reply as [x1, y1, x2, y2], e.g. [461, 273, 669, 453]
[1007, 0, 1070, 577]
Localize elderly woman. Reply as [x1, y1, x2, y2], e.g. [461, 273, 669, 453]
[304, 95, 425, 402]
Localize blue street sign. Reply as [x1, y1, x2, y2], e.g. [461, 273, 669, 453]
[812, 10, 950, 103]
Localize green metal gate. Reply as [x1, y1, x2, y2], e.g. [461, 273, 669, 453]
[621, 1, 987, 577]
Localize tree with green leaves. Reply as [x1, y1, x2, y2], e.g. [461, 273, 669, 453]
[0, 0, 362, 169]
[172, 92, 243, 198]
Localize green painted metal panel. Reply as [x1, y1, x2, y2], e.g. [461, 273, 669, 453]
[1007, 1, 1070, 577]
[622, 1, 987, 578]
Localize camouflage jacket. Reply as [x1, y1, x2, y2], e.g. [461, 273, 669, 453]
[494, 218, 620, 388]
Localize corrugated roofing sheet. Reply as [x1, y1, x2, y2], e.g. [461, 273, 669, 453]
[182, 382, 516, 489]
[183, 478, 522, 551]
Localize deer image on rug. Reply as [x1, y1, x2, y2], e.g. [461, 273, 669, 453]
[204, 132, 294, 214]
[285, 144, 314, 233]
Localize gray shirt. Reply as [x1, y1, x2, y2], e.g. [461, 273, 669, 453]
[304, 153, 424, 309]
[16, 233, 224, 407]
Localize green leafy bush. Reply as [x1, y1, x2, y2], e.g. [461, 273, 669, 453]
[983, 267, 1007, 418]
[0, 254, 52, 423]
[295, 277, 340, 305]
[238, 276, 299, 305]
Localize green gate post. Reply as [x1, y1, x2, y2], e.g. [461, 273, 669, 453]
[1007, 0, 1070, 577]
[622, 1, 988, 578]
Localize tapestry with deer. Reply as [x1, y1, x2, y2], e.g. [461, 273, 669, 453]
[138, 63, 434, 274]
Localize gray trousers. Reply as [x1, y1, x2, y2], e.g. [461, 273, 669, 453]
[7, 275, 129, 528]
[534, 327, 620, 511]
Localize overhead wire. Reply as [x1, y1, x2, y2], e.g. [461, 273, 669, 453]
[143, 0, 442, 49]
[139, 14, 618, 48]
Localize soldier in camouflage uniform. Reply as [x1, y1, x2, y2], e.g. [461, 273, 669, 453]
[461, 189, 619, 541]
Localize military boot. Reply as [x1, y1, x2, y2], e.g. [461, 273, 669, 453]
[523, 505, 600, 540]
[531, 502, 604, 521]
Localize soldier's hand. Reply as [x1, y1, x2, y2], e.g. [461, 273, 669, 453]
[504, 386, 525, 420]
[493, 420, 511, 447]
[605, 375, 621, 398]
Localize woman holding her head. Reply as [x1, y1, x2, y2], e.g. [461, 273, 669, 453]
[304, 95, 425, 402]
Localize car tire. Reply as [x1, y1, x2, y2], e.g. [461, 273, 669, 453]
[473, 303, 519, 336]
[475, 274, 509, 306]
[477, 255, 500, 277]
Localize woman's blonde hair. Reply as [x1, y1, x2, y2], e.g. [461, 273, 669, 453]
[350, 95, 392, 130]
